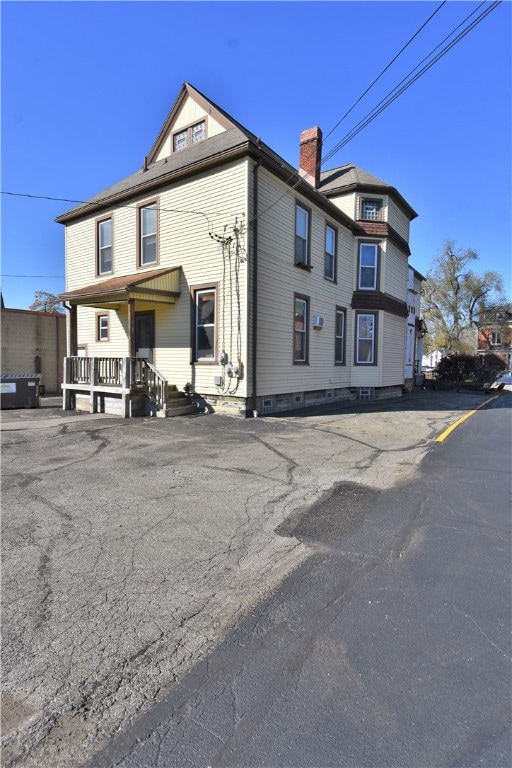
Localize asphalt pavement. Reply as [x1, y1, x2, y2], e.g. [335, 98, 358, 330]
[1, 387, 509, 767]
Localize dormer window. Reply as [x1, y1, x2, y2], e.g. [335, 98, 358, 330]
[173, 121, 206, 152]
[361, 199, 382, 221]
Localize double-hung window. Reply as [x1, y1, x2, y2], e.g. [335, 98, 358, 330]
[195, 288, 216, 361]
[491, 331, 502, 345]
[295, 204, 310, 267]
[139, 202, 158, 266]
[293, 295, 309, 363]
[359, 243, 379, 289]
[325, 224, 337, 281]
[97, 314, 109, 342]
[356, 313, 377, 364]
[335, 308, 346, 364]
[97, 218, 112, 275]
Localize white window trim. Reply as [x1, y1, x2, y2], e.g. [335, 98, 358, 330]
[356, 313, 376, 365]
[97, 315, 109, 342]
[359, 243, 379, 290]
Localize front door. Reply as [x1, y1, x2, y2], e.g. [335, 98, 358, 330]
[135, 311, 155, 363]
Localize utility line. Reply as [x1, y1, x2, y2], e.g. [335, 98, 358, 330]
[322, 0, 447, 144]
[321, 0, 496, 167]
[253, 0, 500, 225]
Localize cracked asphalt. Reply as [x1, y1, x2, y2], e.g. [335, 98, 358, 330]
[0, 389, 501, 767]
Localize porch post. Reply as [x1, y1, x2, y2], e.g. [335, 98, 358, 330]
[128, 299, 136, 358]
[69, 304, 78, 356]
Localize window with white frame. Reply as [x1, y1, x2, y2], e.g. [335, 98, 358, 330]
[491, 331, 502, 345]
[361, 199, 381, 220]
[97, 218, 112, 275]
[295, 204, 310, 267]
[359, 243, 378, 289]
[335, 308, 345, 364]
[195, 288, 216, 360]
[356, 313, 377, 364]
[173, 121, 206, 152]
[97, 314, 109, 342]
[294, 295, 309, 363]
[325, 224, 337, 281]
[139, 203, 157, 266]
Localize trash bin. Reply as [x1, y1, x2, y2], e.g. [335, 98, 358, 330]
[0, 373, 42, 409]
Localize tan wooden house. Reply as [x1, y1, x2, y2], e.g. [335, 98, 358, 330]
[57, 83, 423, 417]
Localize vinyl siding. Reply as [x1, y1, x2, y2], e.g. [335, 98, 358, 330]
[387, 198, 410, 241]
[382, 241, 408, 300]
[327, 192, 356, 220]
[382, 312, 406, 386]
[67, 159, 250, 395]
[255, 166, 353, 395]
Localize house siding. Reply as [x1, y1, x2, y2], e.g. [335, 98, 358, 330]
[382, 312, 406, 386]
[387, 198, 410, 242]
[68, 159, 250, 396]
[256, 167, 353, 395]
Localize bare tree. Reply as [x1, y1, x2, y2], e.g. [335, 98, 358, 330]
[422, 241, 506, 354]
[29, 291, 65, 314]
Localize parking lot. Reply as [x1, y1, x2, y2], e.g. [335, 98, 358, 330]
[0, 389, 499, 767]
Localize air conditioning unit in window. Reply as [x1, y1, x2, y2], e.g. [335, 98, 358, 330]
[312, 315, 325, 329]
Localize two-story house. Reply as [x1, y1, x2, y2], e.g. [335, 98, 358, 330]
[57, 82, 422, 417]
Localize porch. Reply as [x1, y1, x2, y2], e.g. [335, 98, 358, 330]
[62, 356, 197, 418]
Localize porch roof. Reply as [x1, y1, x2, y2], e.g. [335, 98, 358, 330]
[59, 267, 181, 308]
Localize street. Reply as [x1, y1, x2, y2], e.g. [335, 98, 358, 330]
[91, 396, 512, 768]
[1, 391, 510, 767]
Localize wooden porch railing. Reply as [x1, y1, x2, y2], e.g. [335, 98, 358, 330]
[62, 357, 169, 417]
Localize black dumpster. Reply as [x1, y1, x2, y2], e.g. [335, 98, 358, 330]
[1, 373, 42, 409]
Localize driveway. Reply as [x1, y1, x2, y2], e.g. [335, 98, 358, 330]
[0, 389, 501, 767]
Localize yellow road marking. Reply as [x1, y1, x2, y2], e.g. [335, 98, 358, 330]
[435, 395, 499, 442]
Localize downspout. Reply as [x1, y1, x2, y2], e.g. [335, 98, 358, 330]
[251, 159, 261, 415]
[56, 313, 60, 390]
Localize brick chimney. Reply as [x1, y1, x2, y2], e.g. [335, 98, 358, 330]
[299, 127, 322, 187]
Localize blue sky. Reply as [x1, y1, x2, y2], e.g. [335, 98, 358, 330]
[2, 0, 511, 309]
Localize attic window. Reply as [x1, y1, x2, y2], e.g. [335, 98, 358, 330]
[173, 121, 206, 152]
[361, 200, 382, 220]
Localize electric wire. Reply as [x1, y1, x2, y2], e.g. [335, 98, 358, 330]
[252, 0, 500, 225]
[321, 0, 497, 167]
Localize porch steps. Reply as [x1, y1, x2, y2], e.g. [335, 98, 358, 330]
[159, 385, 199, 418]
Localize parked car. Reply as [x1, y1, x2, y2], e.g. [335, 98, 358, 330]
[492, 370, 512, 390]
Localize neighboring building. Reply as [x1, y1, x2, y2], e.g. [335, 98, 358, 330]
[477, 308, 512, 368]
[0, 308, 67, 393]
[56, 83, 423, 417]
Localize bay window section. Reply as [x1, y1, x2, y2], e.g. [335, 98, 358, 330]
[195, 288, 216, 361]
[359, 243, 379, 290]
[356, 313, 377, 365]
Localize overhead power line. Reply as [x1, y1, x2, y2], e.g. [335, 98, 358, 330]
[322, 0, 447, 145]
[252, 0, 500, 225]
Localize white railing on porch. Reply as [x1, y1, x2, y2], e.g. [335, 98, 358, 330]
[62, 357, 168, 416]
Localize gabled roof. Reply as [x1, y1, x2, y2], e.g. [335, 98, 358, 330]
[320, 163, 418, 220]
[54, 84, 363, 235]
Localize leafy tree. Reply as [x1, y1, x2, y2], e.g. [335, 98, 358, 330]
[29, 291, 65, 313]
[422, 241, 507, 354]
